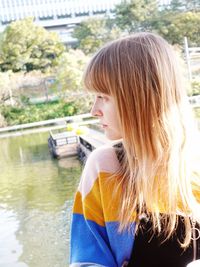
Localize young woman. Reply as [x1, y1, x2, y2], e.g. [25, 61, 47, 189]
[70, 32, 200, 267]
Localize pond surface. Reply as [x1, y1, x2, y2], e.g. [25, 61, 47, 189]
[0, 132, 82, 267]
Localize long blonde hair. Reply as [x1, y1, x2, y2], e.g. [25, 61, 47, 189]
[84, 32, 200, 247]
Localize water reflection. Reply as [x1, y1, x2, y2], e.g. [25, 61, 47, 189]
[0, 207, 23, 265]
[0, 132, 82, 267]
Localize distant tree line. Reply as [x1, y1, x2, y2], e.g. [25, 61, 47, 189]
[0, 1, 199, 71]
[73, 0, 200, 54]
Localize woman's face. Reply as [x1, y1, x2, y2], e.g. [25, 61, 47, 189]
[91, 93, 122, 140]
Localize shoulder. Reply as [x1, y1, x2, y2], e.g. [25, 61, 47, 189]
[78, 145, 121, 198]
[86, 144, 121, 173]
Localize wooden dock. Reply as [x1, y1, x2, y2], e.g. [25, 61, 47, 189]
[77, 129, 109, 162]
[48, 127, 110, 161]
[48, 131, 79, 158]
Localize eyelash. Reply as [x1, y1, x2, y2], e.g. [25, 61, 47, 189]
[96, 95, 109, 101]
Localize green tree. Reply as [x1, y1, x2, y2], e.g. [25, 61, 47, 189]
[0, 17, 65, 72]
[181, 0, 200, 12]
[114, 0, 158, 33]
[72, 17, 122, 54]
[169, 0, 184, 11]
[164, 0, 200, 12]
[151, 11, 200, 46]
[53, 49, 89, 94]
[51, 49, 93, 114]
[112, 0, 200, 46]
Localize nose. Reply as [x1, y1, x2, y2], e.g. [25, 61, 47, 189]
[91, 102, 103, 117]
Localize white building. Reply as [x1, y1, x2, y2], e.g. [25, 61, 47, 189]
[0, 0, 171, 44]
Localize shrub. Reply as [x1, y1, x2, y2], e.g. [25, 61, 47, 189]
[0, 101, 78, 126]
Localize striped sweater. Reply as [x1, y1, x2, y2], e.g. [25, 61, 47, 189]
[70, 145, 200, 266]
[70, 145, 135, 267]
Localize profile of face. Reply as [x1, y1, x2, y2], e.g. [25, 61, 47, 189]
[91, 93, 122, 140]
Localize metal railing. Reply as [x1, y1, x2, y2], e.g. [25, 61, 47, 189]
[0, 113, 99, 138]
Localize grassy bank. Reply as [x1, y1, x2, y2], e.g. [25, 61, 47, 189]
[0, 101, 78, 126]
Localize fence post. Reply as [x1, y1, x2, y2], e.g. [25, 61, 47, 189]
[184, 36, 192, 81]
[44, 78, 49, 102]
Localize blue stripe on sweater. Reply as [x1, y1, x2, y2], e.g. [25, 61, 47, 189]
[70, 214, 135, 267]
[105, 221, 135, 266]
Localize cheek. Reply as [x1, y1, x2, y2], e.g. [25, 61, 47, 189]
[109, 109, 121, 129]
[106, 101, 117, 117]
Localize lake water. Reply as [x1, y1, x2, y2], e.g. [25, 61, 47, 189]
[0, 132, 82, 267]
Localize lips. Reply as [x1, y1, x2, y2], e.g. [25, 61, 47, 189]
[100, 123, 108, 128]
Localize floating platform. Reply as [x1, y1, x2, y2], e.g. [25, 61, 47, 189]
[48, 128, 109, 161]
[48, 131, 79, 159]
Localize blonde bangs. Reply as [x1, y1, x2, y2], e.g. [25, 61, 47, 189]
[83, 47, 113, 95]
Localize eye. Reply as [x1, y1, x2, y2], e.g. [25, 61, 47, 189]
[97, 94, 109, 101]
[95, 94, 109, 102]
[96, 94, 106, 100]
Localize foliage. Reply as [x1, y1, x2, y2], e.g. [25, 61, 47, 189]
[0, 71, 12, 102]
[0, 70, 48, 105]
[72, 1, 200, 49]
[0, 54, 92, 116]
[114, 0, 158, 33]
[73, 94, 94, 114]
[72, 17, 122, 54]
[0, 113, 7, 127]
[151, 11, 200, 46]
[50, 49, 93, 114]
[112, 0, 200, 46]
[189, 78, 200, 96]
[0, 17, 65, 72]
[0, 101, 78, 125]
[169, 0, 200, 12]
[194, 108, 200, 120]
[52, 49, 89, 94]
